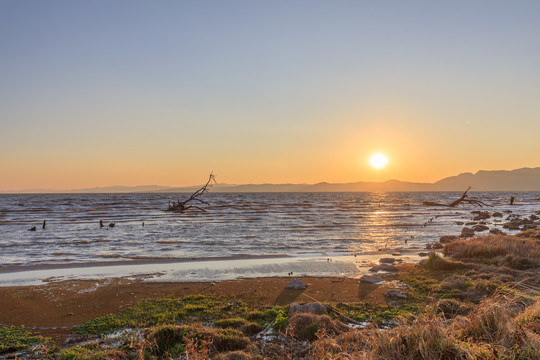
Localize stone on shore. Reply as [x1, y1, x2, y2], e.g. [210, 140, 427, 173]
[285, 279, 307, 290]
[472, 211, 490, 221]
[473, 224, 489, 232]
[379, 257, 396, 264]
[369, 263, 397, 272]
[461, 227, 475, 238]
[439, 235, 457, 244]
[359, 274, 384, 284]
[432, 243, 444, 249]
[489, 228, 506, 235]
[289, 302, 327, 316]
[385, 289, 409, 299]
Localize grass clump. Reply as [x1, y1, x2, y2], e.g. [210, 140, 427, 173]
[287, 313, 349, 341]
[444, 234, 540, 269]
[0, 326, 40, 354]
[143, 324, 250, 358]
[423, 252, 468, 271]
[215, 318, 262, 336]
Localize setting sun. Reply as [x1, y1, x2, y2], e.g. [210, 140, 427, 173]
[370, 153, 388, 169]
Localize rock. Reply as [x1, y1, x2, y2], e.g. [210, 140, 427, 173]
[465, 221, 478, 225]
[432, 243, 444, 249]
[489, 228, 506, 235]
[285, 279, 307, 290]
[379, 257, 396, 263]
[385, 289, 408, 299]
[28, 227, 36, 231]
[369, 263, 397, 272]
[289, 302, 327, 316]
[455, 221, 464, 225]
[531, 215, 540, 221]
[473, 224, 489, 232]
[439, 235, 457, 244]
[359, 274, 384, 284]
[418, 252, 429, 257]
[461, 227, 475, 238]
[392, 252, 401, 256]
[522, 223, 538, 230]
[472, 211, 490, 221]
[492, 212, 503, 217]
[503, 221, 522, 230]
[425, 243, 432, 249]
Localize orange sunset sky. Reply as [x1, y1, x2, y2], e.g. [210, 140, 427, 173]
[1, 1, 539, 191]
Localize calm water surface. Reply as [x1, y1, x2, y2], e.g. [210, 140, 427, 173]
[0, 192, 538, 267]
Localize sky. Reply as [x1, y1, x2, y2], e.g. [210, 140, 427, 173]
[1, 1, 539, 191]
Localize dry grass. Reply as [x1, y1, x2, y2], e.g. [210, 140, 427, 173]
[287, 313, 350, 341]
[308, 294, 540, 360]
[443, 234, 540, 269]
[423, 252, 469, 271]
[141, 323, 250, 358]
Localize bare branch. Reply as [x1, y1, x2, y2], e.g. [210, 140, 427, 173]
[423, 186, 491, 208]
[166, 172, 216, 213]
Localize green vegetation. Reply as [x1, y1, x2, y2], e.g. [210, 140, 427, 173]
[0, 326, 40, 354]
[57, 343, 126, 360]
[76, 295, 248, 335]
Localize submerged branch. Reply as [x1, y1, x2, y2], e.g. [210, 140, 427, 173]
[166, 172, 216, 213]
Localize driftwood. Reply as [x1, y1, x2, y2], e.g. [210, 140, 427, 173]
[423, 186, 490, 208]
[167, 173, 216, 213]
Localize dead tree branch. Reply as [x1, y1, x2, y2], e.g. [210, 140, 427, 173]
[167, 173, 216, 213]
[423, 186, 491, 208]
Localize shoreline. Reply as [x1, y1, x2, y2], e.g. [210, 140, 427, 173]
[0, 251, 423, 287]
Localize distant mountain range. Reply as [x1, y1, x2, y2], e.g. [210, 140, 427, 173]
[3, 167, 540, 193]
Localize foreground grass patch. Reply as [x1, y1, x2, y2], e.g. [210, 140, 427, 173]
[0, 326, 40, 354]
[76, 295, 247, 335]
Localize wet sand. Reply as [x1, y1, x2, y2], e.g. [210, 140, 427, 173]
[0, 252, 422, 286]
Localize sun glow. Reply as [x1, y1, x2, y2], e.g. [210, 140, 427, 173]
[370, 153, 388, 169]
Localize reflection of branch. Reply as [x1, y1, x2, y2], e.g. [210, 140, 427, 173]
[423, 186, 490, 207]
[167, 173, 216, 213]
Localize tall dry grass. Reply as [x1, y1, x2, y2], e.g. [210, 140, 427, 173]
[309, 294, 540, 360]
[443, 234, 540, 269]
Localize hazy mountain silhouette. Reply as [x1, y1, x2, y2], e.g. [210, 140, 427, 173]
[431, 167, 540, 191]
[3, 167, 539, 193]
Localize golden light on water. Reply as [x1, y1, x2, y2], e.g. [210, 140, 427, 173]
[370, 153, 388, 169]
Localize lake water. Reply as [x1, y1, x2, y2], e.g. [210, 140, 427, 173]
[0, 192, 538, 268]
